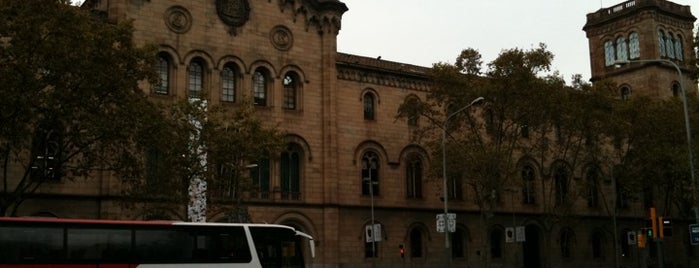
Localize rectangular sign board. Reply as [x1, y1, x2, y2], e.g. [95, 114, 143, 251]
[690, 224, 699, 246]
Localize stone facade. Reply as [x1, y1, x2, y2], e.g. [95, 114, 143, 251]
[8, 0, 699, 267]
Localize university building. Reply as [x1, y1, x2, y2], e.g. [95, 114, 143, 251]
[11, 0, 698, 267]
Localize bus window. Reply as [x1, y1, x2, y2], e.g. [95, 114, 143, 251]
[67, 228, 131, 261]
[194, 227, 252, 263]
[0, 226, 64, 263]
[250, 226, 305, 268]
[134, 229, 194, 263]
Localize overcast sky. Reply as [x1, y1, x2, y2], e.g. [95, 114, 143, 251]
[337, 0, 696, 83]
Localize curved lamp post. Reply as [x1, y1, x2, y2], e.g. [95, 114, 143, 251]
[442, 96, 485, 253]
[616, 59, 698, 224]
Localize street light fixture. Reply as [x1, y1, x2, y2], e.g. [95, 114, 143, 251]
[615, 59, 698, 224]
[442, 96, 485, 251]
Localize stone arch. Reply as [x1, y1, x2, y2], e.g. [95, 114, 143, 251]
[353, 140, 390, 166]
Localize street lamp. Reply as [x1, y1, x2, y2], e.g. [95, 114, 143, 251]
[442, 96, 485, 251]
[615, 59, 698, 223]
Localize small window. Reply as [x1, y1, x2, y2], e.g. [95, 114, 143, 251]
[155, 54, 171, 94]
[409, 228, 423, 258]
[604, 40, 615, 66]
[361, 152, 380, 196]
[586, 167, 599, 208]
[672, 83, 681, 97]
[616, 36, 628, 61]
[658, 30, 666, 57]
[283, 73, 298, 110]
[280, 144, 302, 200]
[490, 229, 503, 259]
[406, 155, 423, 199]
[250, 158, 271, 199]
[554, 165, 569, 206]
[521, 165, 536, 204]
[253, 69, 267, 106]
[629, 32, 640, 59]
[363, 93, 376, 120]
[221, 65, 236, 102]
[674, 35, 683, 61]
[451, 228, 466, 258]
[188, 60, 204, 99]
[620, 86, 630, 101]
[560, 228, 574, 258]
[592, 231, 604, 259]
[666, 32, 675, 59]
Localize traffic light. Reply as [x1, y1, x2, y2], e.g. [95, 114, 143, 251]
[643, 222, 653, 238]
[637, 232, 646, 248]
[659, 217, 672, 237]
[398, 244, 404, 258]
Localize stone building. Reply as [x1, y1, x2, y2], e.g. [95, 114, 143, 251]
[9, 0, 698, 267]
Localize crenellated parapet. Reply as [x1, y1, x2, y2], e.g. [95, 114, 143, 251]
[276, 0, 348, 34]
[584, 0, 695, 33]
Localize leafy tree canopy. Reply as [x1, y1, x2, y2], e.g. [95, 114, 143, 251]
[0, 0, 159, 216]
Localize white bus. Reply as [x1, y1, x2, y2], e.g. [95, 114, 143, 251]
[0, 217, 315, 268]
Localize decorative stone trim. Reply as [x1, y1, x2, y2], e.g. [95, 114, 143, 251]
[270, 25, 293, 51]
[164, 6, 192, 34]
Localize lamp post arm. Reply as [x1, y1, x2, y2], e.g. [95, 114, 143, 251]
[442, 96, 484, 251]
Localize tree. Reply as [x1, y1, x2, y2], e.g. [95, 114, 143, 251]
[0, 0, 158, 216]
[121, 98, 285, 221]
[398, 44, 619, 263]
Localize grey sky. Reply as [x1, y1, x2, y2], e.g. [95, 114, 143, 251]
[337, 0, 696, 83]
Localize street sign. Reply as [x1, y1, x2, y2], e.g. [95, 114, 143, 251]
[505, 227, 515, 243]
[365, 224, 382, 242]
[515, 226, 526, 242]
[436, 213, 456, 233]
[436, 214, 445, 233]
[627, 231, 637, 245]
[690, 224, 699, 246]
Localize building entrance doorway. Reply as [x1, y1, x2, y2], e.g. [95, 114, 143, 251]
[522, 225, 541, 268]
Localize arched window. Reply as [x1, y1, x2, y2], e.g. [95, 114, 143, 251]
[658, 30, 666, 57]
[604, 40, 615, 66]
[560, 228, 575, 258]
[364, 223, 380, 258]
[253, 69, 267, 106]
[405, 96, 420, 126]
[675, 35, 683, 61]
[521, 165, 536, 204]
[361, 152, 380, 196]
[629, 32, 640, 59]
[155, 53, 171, 94]
[363, 92, 376, 120]
[620, 86, 630, 101]
[282, 72, 298, 110]
[616, 36, 628, 61]
[409, 228, 423, 258]
[250, 158, 270, 199]
[672, 82, 681, 98]
[620, 228, 632, 258]
[188, 59, 204, 99]
[490, 228, 503, 259]
[586, 167, 599, 208]
[666, 32, 675, 59]
[591, 231, 605, 259]
[406, 155, 423, 198]
[554, 165, 569, 206]
[280, 143, 302, 200]
[452, 227, 467, 258]
[221, 65, 236, 102]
